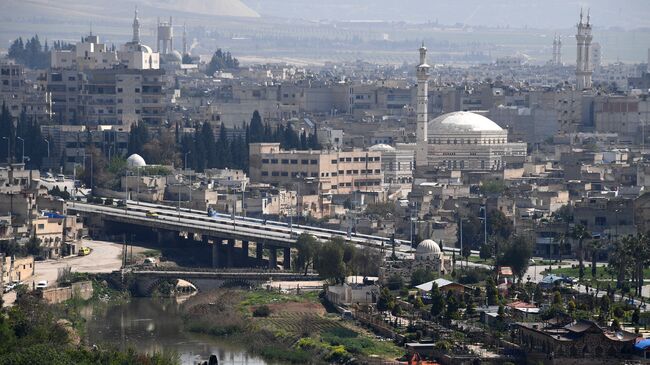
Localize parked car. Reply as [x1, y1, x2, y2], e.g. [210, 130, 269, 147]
[146, 210, 159, 218]
[78, 246, 91, 256]
[3, 284, 15, 293]
[36, 280, 48, 289]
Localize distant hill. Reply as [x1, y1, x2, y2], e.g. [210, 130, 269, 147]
[0, 0, 259, 21]
[244, 0, 649, 29]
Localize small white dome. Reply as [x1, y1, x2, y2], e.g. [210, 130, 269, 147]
[368, 144, 395, 152]
[415, 239, 442, 261]
[126, 154, 146, 167]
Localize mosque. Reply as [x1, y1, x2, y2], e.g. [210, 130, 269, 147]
[414, 45, 527, 171]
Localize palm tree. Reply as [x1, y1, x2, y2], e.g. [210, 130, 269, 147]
[571, 225, 591, 281]
[631, 233, 650, 297]
[609, 237, 633, 290]
[589, 238, 604, 279]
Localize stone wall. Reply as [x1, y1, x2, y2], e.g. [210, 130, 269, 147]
[41, 280, 93, 304]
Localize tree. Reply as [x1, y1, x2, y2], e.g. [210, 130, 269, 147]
[479, 243, 494, 261]
[571, 224, 591, 281]
[429, 282, 446, 318]
[600, 295, 611, 317]
[410, 268, 436, 287]
[485, 277, 498, 306]
[632, 308, 640, 325]
[376, 287, 394, 312]
[386, 274, 404, 291]
[0, 103, 15, 163]
[313, 238, 346, 284]
[446, 295, 459, 318]
[205, 48, 239, 76]
[499, 236, 533, 281]
[294, 233, 318, 275]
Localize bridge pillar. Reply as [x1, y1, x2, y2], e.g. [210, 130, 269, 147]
[227, 239, 235, 267]
[269, 247, 277, 269]
[206, 237, 219, 269]
[256, 242, 264, 261]
[241, 240, 249, 265]
[283, 247, 291, 270]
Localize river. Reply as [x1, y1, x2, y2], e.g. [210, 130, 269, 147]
[83, 297, 271, 365]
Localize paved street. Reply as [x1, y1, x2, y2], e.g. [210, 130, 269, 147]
[2, 239, 123, 307]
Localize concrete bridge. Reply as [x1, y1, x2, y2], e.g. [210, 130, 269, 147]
[67, 200, 414, 269]
[126, 268, 320, 295]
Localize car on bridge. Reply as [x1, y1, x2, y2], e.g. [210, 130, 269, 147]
[146, 210, 159, 218]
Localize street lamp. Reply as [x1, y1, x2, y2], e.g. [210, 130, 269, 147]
[184, 151, 191, 211]
[43, 138, 50, 158]
[2, 137, 9, 164]
[16, 137, 24, 164]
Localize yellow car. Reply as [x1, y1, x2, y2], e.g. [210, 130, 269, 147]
[78, 246, 91, 256]
[146, 211, 159, 218]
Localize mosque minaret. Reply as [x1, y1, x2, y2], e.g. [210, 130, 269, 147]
[415, 43, 430, 168]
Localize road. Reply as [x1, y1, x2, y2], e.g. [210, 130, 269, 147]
[67, 200, 418, 256]
[1, 239, 123, 307]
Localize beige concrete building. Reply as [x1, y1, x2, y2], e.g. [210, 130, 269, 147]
[249, 143, 383, 195]
[1, 255, 34, 283]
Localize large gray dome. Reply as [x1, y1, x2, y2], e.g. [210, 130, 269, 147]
[428, 111, 503, 135]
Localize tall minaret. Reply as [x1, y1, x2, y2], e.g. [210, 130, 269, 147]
[132, 6, 140, 44]
[415, 42, 430, 168]
[552, 35, 558, 64]
[575, 9, 593, 90]
[182, 23, 188, 55]
[557, 35, 562, 65]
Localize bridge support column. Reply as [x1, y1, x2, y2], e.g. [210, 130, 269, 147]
[283, 247, 291, 270]
[227, 239, 235, 267]
[256, 242, 264, 261]
[241, 240, 249, 265]
[206, 237, 219, 269]
[269, 247, 277, 269]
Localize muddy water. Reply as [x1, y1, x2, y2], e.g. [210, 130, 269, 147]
[83, 297, 270, 365]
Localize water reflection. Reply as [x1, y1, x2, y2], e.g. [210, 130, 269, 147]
[84, 297, 269, 365]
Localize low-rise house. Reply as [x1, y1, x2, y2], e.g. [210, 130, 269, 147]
[515, 320, 638, 363]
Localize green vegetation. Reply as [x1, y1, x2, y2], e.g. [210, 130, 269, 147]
[0, 293, 178, 365]
[183, 289, 402, 364]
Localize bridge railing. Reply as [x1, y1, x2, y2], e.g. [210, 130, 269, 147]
[130, 265, 319, 276]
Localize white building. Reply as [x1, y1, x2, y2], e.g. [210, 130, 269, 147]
[118, 9, 160, 70]
[50, 34, 118, 70]
[368, 143, 414, 187]
[424, 111, 527, 171]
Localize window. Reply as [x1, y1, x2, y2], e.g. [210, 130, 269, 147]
[281, 172, 288, 176]
[301, 159, 309, 164]
[117, 88, 123, 93]
[270, 159, 278, 164]
[290, 159, 298, 164]
[338, 170, 344, 175]
[353, 157, 359, 162]
[310, 172, 317, 177]
[261, 171, 268, 176]
[310, 159, 317, 165]
[332, 172, 338, 177]
[37, 224, 45, 230]
[135, 88, 140, 93]
[331, 159, 337, 164]
[272, 172, 279, 176]
[281, 159, 289, 164]
[375, 169, 380, 173]
[262, 159, 269, 163]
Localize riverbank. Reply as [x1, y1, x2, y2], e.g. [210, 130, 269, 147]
[181, 289, 404, 364]
[0, 290, 179, 365]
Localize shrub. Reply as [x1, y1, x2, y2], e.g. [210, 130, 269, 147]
[252, 305, 271, 317]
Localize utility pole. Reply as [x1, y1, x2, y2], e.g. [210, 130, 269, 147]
[17, 137, 24, 164]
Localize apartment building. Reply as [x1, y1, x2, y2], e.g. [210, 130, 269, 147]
[249, 143, 383, 195]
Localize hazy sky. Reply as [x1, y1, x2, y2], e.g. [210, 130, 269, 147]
[246, 0, 650, 29]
